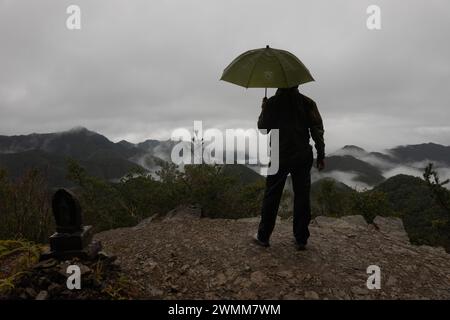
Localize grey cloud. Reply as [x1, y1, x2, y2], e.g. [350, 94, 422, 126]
[0, 0, 449, 152]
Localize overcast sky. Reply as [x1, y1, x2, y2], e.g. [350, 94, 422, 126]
[1, 0, 449, 153]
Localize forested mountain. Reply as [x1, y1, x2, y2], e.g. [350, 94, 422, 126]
[0, 127, 449, 189]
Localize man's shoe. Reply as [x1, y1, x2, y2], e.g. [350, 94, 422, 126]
[253, 233, 270, 247]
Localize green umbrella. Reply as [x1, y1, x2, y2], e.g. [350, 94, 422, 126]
[220, 45, 314, 97]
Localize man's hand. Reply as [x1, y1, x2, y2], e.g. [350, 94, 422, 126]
[316, 158, 325, 171]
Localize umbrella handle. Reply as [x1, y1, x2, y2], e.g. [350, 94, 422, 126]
[265, 88, 267, 98]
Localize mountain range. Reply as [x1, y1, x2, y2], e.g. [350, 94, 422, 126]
[0, 127, 449, 188]
[316, 143, 450, 189]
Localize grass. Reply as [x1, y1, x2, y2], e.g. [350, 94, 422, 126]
[0, 239, 42, 294]
[102, 275, 136, 300]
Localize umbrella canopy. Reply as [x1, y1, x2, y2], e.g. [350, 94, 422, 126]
[220, 45, 314, 89]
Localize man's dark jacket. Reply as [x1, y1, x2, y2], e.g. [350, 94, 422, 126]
[257, 88, 325, 166]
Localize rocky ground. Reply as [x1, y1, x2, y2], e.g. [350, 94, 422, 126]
[1, 250, 141, 300]
[95, 207, 450, 300]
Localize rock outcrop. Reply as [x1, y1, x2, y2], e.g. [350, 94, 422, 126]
[373, 216, 410, 243]
[133, 205, 203, 231]
[95, 212, 450, 300]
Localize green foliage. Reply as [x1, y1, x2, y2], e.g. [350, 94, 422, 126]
[346, 190, 395, 223]
[0, 240, 42, 294]
[66, 159, 138, 231]
[235, 180, 266, 218]
[4, 158, 447, 254]
[314, 179, 349, 217]
[65, 160, 265, 232]
[311, 172, 449, 251]
[422, 163, 450, 250]
[0, 240, 40, 260]
[180, 164, 235, 217]
[375, 172, 450, 251]
[311, 178, 394, 223]
[1, 159, 266, 241]
[178, 164, 265, 218]
[0, 168, 53, 243]
[423, 163, 450, 213]
[276, 190, 293, 220]
[102, 275, 138, 300]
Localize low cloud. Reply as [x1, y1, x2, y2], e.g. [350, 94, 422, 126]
[312, 170, 371, 191]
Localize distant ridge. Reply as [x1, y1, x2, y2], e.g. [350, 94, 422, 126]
[1, 128, 449, 188]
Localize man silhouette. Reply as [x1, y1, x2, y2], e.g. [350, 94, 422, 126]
[254, 86, 325, 250]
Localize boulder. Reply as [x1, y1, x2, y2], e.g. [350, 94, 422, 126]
[315, 216, 354, 229]
[373, 216, 410, 243]
[340, 215, 368, 228]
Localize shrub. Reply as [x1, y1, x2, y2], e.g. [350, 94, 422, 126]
[0, 168, 52, 243]
[66, 159, 138, 231]
[347, 190, 395, 223]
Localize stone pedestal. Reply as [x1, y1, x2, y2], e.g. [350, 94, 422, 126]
[40, 238, 102, 261]
[50, 225, 93, 252]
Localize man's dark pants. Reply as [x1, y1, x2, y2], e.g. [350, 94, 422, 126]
[257, 149, 313, 245]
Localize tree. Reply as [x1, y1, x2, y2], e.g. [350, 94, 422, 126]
[423, 163, 450, 250]
[315, 179, 349, 217]
[66, 160, 137, 231]
[423, 163, 450, 214]
[0, 168, 52, 243]
[348, 190, 394, 223]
